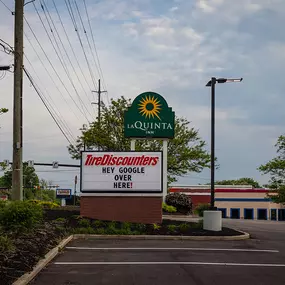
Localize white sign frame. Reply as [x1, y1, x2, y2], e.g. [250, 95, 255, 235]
[80, 151, 163, 194]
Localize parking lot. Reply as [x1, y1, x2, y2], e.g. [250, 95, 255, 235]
[32, 235, 285, 285]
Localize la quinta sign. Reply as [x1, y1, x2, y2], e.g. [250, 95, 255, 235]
[124, 92, 175, 138]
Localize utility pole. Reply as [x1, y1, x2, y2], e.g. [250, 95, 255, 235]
[92, 79, 107, 128]
[92, 79, 107, 151]
[12, 0, 24, 201]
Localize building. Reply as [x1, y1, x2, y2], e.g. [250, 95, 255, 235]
[169, 185, 285, 221]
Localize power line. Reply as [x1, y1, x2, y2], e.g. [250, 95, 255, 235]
[24, 53, 76, 143]
[24, 32, 81, 122]
[23, 67, 75, 146]
[24, 16, 90, 122]
[0, 0, 13, 14]
[82, 0, 108, 94]
[41, 0, 92, 107]
[51, 0, 92, 93]
[73, 0, 101, 81]
[64, 0, 98, 90]
[32, 2, 92, 121]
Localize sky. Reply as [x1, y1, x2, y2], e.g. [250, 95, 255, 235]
[0, 0, 284, 191]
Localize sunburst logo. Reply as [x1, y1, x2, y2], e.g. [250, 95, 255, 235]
[138, 95, 162, 120]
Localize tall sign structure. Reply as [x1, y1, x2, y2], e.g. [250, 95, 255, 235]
[80, 92, 175, 224]
[124, 92, 175, 201]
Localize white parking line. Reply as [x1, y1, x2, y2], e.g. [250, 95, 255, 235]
[54, 261, 285, 267]
[65, 247, 279, 253]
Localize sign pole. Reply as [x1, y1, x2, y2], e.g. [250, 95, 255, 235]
[162, 140, 168, 202]
[130, 140, 136, 151]
[61, 198, 66, 207]
[74, 175, 77, 206]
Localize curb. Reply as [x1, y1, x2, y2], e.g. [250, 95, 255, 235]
[13, 230, 249, 284]
[12, 235, 73, 285]
[73, 231, 250, 241]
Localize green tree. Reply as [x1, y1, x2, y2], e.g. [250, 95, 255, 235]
[259, 135, 285, 188]
[68, 96, 211, 183]
[0, 162, 39, 189]
[259, 135, 285, 203]
[0, 108, 8, 115]
[214, 178, 261, 188]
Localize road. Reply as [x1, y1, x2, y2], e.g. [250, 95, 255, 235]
[32, 219, 285, 285]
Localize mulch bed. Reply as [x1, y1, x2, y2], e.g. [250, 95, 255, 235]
[0, 211, 243, 284]
[0, 221, 67, 285]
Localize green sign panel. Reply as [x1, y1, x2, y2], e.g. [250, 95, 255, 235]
[124, 92, 175, 139]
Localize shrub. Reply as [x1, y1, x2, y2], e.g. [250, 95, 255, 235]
[152, 223, 161, 230]
[0, 201, 43, 231]
[94, 227, 106, 235]
[121, 222, 131, 230]
[179, 223, 190, 232]
[107, 221, 117, 228]
[39, 201, 59, 209]
[133, 223, 146, 233]
[165, 193, 192, 214]
[55, 217, 66, 222]
[0, 200, 7, 210]
[167, 224, 177, 233]
[105, 225, 118, 235]
[92, 220, 105, 228]
[0, 235, 15, 252]
[191, 220, 203, 229]
[72, 227, 95, 234]
[162, 203, 177, 213]
[116, 228, 133, 235]
[194, 203, 211, 217]
[27, 200, 59, 209]
[78, 218, 91, 227]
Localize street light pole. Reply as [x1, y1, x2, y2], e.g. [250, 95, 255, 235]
[210, 77, 216, 210]
[206, 77, 243, 210]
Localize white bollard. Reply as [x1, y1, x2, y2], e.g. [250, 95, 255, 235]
[203, 211, 222, 231]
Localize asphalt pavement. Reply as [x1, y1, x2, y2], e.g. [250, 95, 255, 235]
[32, 219, 285, 285]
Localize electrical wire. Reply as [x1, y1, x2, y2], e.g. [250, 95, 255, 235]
[23, 67, 75, 146]
[0, 0, 13, 14]
[32, 2, 92, 121]
[51, 0, 92, 93]
[24, 32, 81, 122]
[73, 0, 101, 82]
[82, 0, 108, 96]
[24, 16, 91, 122]
[64, 0, 98, 90]
[24, 53, 76, 143]
[41, 0, 93, 106]
[0, 37, 77, 149]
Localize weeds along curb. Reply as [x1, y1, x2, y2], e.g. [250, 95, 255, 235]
[12, 235, 73, 285]
[13, 230, 249, 285]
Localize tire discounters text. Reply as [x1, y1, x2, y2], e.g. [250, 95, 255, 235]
[81, 152, 162, 193]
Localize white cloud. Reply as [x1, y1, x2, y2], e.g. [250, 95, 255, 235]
[0, 0, 285, 188]
[169, 6, 178, 12]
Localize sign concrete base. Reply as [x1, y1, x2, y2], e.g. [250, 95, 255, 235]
[203, 211, 222, 231]
[80, 196, 162, 224]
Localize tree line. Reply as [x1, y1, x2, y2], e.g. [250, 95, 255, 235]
[1, 96, 284, 203]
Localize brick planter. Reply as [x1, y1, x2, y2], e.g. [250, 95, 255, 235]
[80, 196, 162, 224]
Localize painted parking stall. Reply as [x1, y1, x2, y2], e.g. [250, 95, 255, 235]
[32, 239, 285, 285]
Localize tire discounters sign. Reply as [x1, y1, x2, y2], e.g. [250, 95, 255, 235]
[81, 151, 162, 194]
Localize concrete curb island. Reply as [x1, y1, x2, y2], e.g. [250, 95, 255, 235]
[13, 231, 250, 285]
